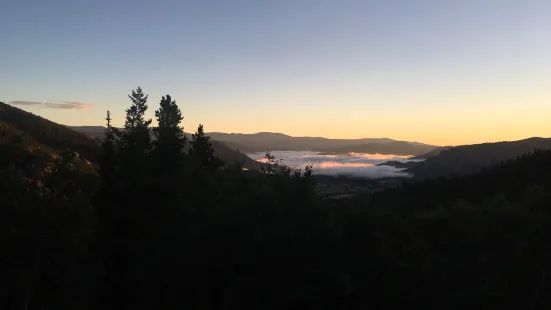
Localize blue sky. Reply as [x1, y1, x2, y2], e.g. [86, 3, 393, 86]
[1, 0, 550, 145]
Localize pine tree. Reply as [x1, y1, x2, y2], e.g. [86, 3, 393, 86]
[153, 95, 186, 167]
[189, 124, 221, 168]
[100, 111, 116, 197]
[101, 93, 154, 310]
[117, 87, 152, 154]
[116, 87, 153, 194]
[125, 87, 150, 130]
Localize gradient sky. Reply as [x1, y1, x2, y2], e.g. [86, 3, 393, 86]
[1, 0, 550, 146]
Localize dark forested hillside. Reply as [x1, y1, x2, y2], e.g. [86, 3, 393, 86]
[1, 102, 101, 161]
[406, 137, 551, 179]
[3, 90, 551, 309]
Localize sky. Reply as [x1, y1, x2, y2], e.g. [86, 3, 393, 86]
[1, 0, 550, 146]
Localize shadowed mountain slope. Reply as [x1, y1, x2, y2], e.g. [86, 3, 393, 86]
[0, 102, 101, 161]
[406, 137, 551, 179]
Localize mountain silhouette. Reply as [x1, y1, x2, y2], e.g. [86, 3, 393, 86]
[207, 132, 439, 155]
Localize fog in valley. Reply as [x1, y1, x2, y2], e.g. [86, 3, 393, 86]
[247, 151, 421, 178]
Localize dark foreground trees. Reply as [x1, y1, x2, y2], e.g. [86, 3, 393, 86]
[2, 88, 551, 309]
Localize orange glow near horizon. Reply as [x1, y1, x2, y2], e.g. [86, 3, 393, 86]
[7, 84, 551, 147]
[196, 91, 551, 147]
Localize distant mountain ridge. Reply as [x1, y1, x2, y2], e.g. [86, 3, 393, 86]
[207, 132, 439, 155]
[69, 128, 438, 156]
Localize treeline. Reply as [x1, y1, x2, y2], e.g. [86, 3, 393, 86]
[2, 88, 551, 309]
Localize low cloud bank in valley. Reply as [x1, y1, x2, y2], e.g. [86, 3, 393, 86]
[247, 151, 420, 179]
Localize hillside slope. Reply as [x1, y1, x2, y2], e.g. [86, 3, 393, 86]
[0, 102, 101, 161]
[406, 137, 551, 179]
[410, 146, 453, 159]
